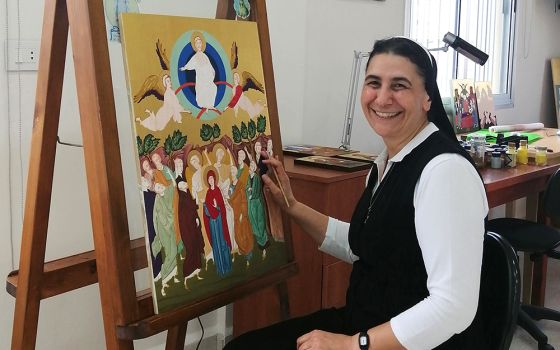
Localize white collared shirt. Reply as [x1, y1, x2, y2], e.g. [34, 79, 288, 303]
[319, 122, 488, 349]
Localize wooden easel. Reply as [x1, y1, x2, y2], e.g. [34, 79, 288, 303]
[6, 0, 296, 349]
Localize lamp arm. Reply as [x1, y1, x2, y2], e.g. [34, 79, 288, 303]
[340, 51, 370, 150]
[427, 44, 450, 53]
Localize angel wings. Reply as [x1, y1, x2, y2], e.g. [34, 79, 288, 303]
[134, 40, 191, 132]
[134, 39, 170, 103]
[226, 42, 267, 119]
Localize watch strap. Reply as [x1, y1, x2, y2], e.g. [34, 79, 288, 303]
[358, 331, 369, 350]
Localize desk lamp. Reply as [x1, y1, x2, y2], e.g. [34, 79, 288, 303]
[340, 33, 489, 150]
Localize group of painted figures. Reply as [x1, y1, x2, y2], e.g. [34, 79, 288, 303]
[140, 137, 283, 296]
[453, 84, 479, 130]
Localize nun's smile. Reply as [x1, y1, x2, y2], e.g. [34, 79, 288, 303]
[360, 53, 431, 157]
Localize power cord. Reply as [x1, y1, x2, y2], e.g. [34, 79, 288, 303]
[195, 317, 204, 350]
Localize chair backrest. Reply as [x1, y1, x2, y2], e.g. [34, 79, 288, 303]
[477, 231, 521, 350]
[544, 168, 560, 223]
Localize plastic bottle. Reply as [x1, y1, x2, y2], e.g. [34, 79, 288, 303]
[517, 139, 528, 165]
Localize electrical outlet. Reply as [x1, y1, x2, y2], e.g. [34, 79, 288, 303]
[5, 40, 40, 71]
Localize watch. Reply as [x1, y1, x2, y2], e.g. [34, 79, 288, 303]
[358, 331, 370, 350]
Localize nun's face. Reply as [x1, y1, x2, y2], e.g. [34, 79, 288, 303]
[361, 53, 431, 155]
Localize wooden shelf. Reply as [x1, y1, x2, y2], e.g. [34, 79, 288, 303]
[6, 238, 147, 299]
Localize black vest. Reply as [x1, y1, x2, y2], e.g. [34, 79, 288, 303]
[345, 131, 484, 349]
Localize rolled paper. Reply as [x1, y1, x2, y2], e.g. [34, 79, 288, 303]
[489, 123, 544, 133]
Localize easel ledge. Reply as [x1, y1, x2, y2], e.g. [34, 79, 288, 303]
[6, 0, 296, 349]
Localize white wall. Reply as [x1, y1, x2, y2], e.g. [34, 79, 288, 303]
[2, 0, 560, 349]
[301, 0, 406, 150]
[0, 1, 13, 348]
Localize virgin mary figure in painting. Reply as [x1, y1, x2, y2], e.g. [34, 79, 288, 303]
[205, 145, 238, 257]
[203, 169, 233, 277]
[180, 32, 217, 115]
[246, 160, 270, 259]
[151, 182, 179, 297]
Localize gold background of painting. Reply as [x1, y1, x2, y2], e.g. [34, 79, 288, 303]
[121, 13, 269, 145]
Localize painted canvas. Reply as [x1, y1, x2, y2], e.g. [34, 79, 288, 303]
[294, 156, 372, 172]
[474, 81, 497, 129]
[451, 79, 480, 133]
[120, 13, 288, 314]
[552, 58, 560, 127]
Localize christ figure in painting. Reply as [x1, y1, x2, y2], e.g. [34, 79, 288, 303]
[180, 32, 217, 116]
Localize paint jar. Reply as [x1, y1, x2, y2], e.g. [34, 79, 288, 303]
[535, 146, 548, 166]
[500, 149, 508, 167]
[517, 139, 528, 165]
[470, 134, 486, 168]
[506, 142, 517, 168]
[490, 151, 502, 169]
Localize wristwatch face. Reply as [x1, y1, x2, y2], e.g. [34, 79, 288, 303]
[359, 332, 369, 349]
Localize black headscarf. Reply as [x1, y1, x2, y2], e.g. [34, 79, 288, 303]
[365, 37, 457, 142]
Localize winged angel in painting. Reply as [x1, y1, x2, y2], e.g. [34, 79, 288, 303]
[224, 42, 267, 119]
[135, 40, 191, 131]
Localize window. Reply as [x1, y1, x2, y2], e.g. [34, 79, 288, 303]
[406, 0, 516, 107]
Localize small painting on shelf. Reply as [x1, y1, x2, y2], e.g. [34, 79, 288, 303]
[474, 81, 497, 129]
[294, 155, 372, 172]
[552, 58, 560, 126]
[282, 144, 357, 158]
[451, 79, 480, 133]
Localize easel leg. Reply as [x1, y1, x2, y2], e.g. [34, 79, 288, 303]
[11, 0, 69, 348]
[66, 1, 138, 349]
[166, 324, 188, 350]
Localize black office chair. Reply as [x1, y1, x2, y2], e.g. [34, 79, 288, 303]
[487, 168, 560, 350]
[474, 231, 521, 350]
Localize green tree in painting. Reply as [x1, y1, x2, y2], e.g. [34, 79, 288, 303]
[248, 119, 256, 139]
[232, 125, 242, 143]
[256, 115, 267, 134]
[240, 121, 248, 140]
[200, 123, 222, 143]
[213, 124, 221, 140]
[163, 129, 187, 157]
[137, 134, 160, 157]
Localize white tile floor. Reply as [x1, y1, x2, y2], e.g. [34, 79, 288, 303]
[511, 256, 560, 349]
